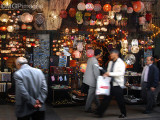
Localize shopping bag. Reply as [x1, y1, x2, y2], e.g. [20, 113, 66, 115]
[96, 76, 111, 96]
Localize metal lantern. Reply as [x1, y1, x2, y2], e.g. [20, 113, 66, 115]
[77, 2, 86, 11]
[34, 13, 45, 26]
[94, 3, 102, 12]
[0, 14, 9, 22]
[113, 5, 121, 13]
[86, 3, 94, 11]
[103, 4, 111, 12]
[124, 54, 136, 65]
[7, 25, 14, 32]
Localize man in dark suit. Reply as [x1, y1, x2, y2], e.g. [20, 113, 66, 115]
[14, 57, 48, 120]
[141, 56, 159, 114]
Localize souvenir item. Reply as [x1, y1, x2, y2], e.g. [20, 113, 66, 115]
[124, 54, 136, 65]
[80, 63, 87, 73]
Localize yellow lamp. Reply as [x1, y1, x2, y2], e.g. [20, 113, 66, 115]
[3, 0, 13, 6]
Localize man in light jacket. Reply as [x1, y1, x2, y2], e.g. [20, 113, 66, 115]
[14, 57, 48, 120]
[95, 49, 126, 118]
[83, 49, 102, 112]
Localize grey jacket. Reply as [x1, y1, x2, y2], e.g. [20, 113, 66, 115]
[14, 64, 48, 117]
[83, 57, 100, 87]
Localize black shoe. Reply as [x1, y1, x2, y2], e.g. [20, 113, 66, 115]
[119, 114, 126, 118]
[143, 111, 151, 114]
[85, 110, 94, 113]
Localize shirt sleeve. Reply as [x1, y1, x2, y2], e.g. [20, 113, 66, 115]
[37, 71, 48, 104]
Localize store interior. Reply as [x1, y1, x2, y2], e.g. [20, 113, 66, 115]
[0, 0, 160, 106]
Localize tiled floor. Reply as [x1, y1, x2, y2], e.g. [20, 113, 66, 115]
[0, 103, 160, 120]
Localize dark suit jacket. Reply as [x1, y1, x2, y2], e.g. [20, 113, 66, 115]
[14, 64, 48, 117]
[147, 64, 159, 89]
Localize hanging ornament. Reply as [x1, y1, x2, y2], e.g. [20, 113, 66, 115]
[86, 3, 94, 11]
[77, 2, 86, 11]
[0, 14, 9, 22]
[77, 42, 83, 51]
[113, 5, 121, 13]
[77, 19, 83, 24]
[80, 63, 87, 73]
[127, 7, 133, 13]
[124, 54, 136, 65]
[131, 39, 139, 46]
[146, 12, 152, 23]
[96, 13, 103, 20]
[34, 13, 45, 26]
[69, 8, 76, 17]
[111, 29, 116, 35]
[103, 4, 111, 12]
[94, 3, 101, 12]
[90, 19, 96, 25]
[86, 49, 94, 57]
[59, 9, 67, 18]
[7, 25, 14, 32]
[121, 5, 127, 11]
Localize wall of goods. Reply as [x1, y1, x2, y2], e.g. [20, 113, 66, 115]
[49, 0, 158, 105]
[0, 0, 48, 104]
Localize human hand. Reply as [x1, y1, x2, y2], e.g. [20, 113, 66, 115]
[150, 87, 156, 92]
[34, 100, 42, 108]
[103, 72, 109, 77]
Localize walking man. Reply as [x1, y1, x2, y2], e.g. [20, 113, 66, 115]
[141, 56, 159, 114]
[83, 49, 102, 112]
[14, 57, 48, 120]
[95, 49, 126, 118]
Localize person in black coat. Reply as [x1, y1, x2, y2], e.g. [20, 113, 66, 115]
[141, 56, 159, 114]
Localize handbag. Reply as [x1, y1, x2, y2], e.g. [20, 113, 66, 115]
[96, 76, 111, 96]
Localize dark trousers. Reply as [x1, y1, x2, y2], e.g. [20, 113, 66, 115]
[142, 83, 155, 111]
[97, 86, 126, 116]
[17, 111, 45, 120]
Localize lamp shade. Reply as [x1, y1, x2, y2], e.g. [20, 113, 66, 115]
[121, 5, 127, 11]
[86, 3, 94, 11]
[94, 3, 102, 11]
[139, 17, 146, 25]
[103, 4, 111, 12]
[77, 2, 86, 11]
[113, 5, 121, 13]
[146, 12, 152, 22]
[0, 14, 9, 22]
[80, 63, 87, 73]
[127, 7, 133, 13]
[21, 13, 33, 23]
[7, 25, 14, 32]
[73, 50, 81, 58]
[133, 1, 144, 13]
[59, 10, 67, 18]
[96, 13, 103, 20]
